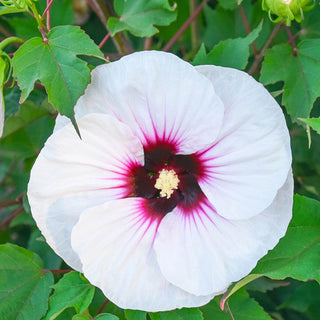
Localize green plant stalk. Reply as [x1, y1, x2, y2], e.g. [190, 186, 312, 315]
[0, 36, 24, 50]
[28, 2, 45, 30]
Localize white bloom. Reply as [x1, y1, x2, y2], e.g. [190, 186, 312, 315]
[28, 51, 293, 311]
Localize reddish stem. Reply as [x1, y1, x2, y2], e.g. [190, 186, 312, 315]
[162, 0, 209, 52]
[0, 193, 24, 209]
[144, 37, 152, 50]
[99, 32, 111, 49]
[248, 22, 281, 75]
[284, 25, 298, 56]
[42, 0, 55, 29]
[46, 269, 72, 274]
[27, 10, 35, 18]
[0, 206, 24, 228]
[39, 27, 49, 43]
[239, 5, 258, 57]
[95, 299, 110, 315]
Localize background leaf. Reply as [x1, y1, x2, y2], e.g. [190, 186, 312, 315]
[43, 271, 95, 320]
[1, 99, 53, 138]
[193, 22, 262, 69]
[219, 0, 243, 11]
[107, 0, 177, 37]
[95, 313, 120, 320]
[125, 310, 146, 320]
[0, 244, 53, 320]
[253, 195, 320, 282]
[201, 288, 272, 320]
[299, 117, 320, 134]
[260, 39, 320, 121]
[12, 25, 104, 120]
[150, 308, 203, 320]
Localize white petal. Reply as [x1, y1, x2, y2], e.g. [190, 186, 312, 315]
[155, 171, 293, 296]
[195, 65, 292, 220]
[71, 198, 215, 311]
[57, 51, 224, 153]
[28, 113, 144, 270]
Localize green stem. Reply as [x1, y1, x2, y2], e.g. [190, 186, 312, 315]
[0, 37, 24, 50]
[29, 2, 45, 30]
[190, 0, 199, 51]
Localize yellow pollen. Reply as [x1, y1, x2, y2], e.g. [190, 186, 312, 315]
[154, 169, 180, 199]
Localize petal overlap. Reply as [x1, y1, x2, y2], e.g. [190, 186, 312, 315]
[28, 113, 144, 270]
[195, 65, 292, 220]
[56, 51, 224, 154]
[154, 171, 293, 296]
[71, 198, 215, 311]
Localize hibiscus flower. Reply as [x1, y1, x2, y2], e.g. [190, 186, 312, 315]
[28, 51, 293, 311]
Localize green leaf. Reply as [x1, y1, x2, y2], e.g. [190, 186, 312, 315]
[200, 299, 230, 320]
[220, 274, 262, 310]
[193, 22, 262, 69]
[227, 288, 272, 320]
[201, 288, 272, 320]
[43, 271, 95, 320]
[8, 16, 39, 39]
[0, 113, 55, 159]
[27, 229, 62, 270]
[150, 308, 203, 320]
[300, 3, 320, 39]
[0, 5, 27, 15]
[0, 244, 54, 320]
[72, 315, 91, 320]
[12, 25, 104, 121]
[245, 277, 291, 293]
[299, 117, 320, 134]
[278, 281, 320, 313]
[260, 40, 320, 121]
[1, 99, 52, 138]
[219, 0, 243, 11]
[125, 310, 146, 320]
[95, 313, 120, 320]
[36, 0, 75, 27]
[253, 195, 320, 283]
[107, 0, 177, 37]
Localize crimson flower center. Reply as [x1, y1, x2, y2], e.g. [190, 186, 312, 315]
[128, 142, 205, 217]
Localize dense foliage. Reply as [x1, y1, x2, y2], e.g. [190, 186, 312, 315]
[0, 0, 320, 319]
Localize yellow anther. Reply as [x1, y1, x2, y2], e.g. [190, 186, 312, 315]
[154, 169, 180, 199]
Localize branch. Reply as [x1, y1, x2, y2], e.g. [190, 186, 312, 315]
[87, 0, 133, 55]
[248, 23, 282, 75]
[239, 5, 258, 57]
[99, 32, 111, 49]
[95, 299, 110, 316]
[42, 0, 55, 30]
[144, 37, 152, 50]
[45, 269, 72, 274]
[0, 206, 24, 228]
[190, 0, 199, 51]
[0, 193, 24, 209]
[162, 0, 209, 52]
[284, 25, 298, 56]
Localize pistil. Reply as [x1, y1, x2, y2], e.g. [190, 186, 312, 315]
[154, 169, 180, 199]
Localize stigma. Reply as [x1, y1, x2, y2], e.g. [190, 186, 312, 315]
[154, 169, 180, 199]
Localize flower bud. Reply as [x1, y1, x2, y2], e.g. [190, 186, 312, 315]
[262, 0, 315, 25]
[0, 0, 37, 10]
